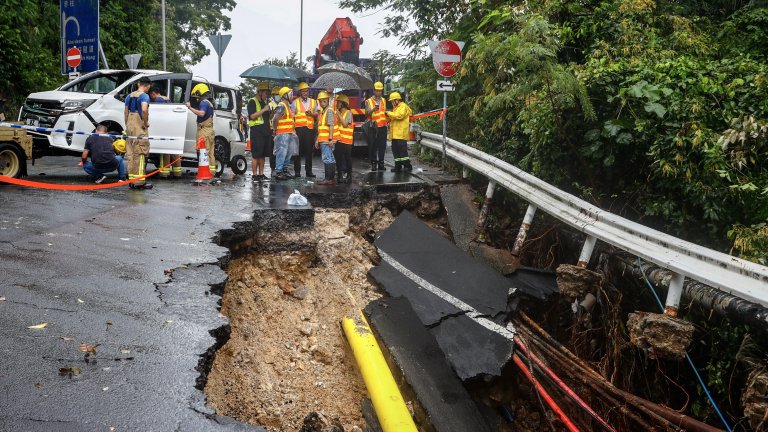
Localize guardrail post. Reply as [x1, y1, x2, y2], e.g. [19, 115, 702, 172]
[664, 273, 685, 317]
[462, 166, 469, 180]
[477, 181, 497, 241]
[511, 204, 537, 258]
[576, 235, 597, 268]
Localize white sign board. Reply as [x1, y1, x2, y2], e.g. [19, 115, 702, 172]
[436, 80, 454, 92]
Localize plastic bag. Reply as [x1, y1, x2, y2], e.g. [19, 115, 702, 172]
[287, 189, 308, 206]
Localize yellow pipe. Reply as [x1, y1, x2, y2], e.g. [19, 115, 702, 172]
[342, 311, 418, 432]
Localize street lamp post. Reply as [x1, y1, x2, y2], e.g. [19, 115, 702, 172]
[299, 0, 304, 65]
[162, 0, 167, 70]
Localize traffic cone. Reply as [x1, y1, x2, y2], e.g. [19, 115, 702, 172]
[194, 136, 214, 182]
[245, 138, 251, 151]
[409, 123, 416, 142]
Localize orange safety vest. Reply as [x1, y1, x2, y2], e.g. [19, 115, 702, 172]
[275, 101, 294, 135]
[366, 97, 387, 127]
[334, 109, 354, 145]
[317, 107, 333, 142]
[294, 98, 317, 129]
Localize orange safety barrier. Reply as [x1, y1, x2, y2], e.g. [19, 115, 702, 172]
[0, 157, 181, 191]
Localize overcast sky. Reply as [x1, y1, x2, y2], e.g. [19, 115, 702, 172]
[189, 1, 407, 85]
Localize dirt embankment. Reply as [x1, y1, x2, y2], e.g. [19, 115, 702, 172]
[205, 210, 385, 431]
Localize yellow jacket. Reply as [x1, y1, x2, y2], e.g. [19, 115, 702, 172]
[386, 102, 412, 140]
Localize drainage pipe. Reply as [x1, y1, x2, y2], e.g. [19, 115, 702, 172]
[341, 312, 418, 432]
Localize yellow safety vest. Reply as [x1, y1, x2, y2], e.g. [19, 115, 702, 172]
[294, 98, 317, 129]
[366, 97, 387, 127]
[334, 109, 354, 145]
[248, 97, 266, 127]
[317, 107, 333, 142]
[275, 101, 295, 135]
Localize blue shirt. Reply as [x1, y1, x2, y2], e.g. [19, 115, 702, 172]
[125, 92, 150, 119]
[197, 99, 214, 123]
[152, 96, 168, 103]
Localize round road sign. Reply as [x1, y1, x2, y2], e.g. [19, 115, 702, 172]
[431, 40, 462, 77]
[66, 47, 82, 69]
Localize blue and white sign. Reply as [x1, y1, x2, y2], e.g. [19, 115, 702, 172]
[60, 0, 99, 75]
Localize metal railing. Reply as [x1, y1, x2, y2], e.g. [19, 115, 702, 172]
[419, 131, 768, 310]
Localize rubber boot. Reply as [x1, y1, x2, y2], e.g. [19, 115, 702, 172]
[318, 164, 335, 185]
[403, 160, 413, 172]
[377, 161, 386, 171]
[345, 170, 352, 184]
[370, 161, 377, 172]
[390, 161, 402, 172]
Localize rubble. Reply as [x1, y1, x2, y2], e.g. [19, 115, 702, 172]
[627, 311, 694, 360]
[556, 264, 603, 298]
[742, 369, 768, 431]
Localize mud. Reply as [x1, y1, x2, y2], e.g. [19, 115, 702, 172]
[205, 211, 383, 431]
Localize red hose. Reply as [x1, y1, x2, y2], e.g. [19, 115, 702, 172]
[512, 353, 581, 432]
[516, 337, 617, 432]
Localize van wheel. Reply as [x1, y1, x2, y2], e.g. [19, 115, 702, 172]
[214, 137, 229, 178]
[230, 154, 247, 175]
[0, 143, 24, 178]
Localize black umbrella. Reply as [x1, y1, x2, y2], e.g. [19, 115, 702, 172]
[310, 72, 361, 90]
[316, 62, 374, 89]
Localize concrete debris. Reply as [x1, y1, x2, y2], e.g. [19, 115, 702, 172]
[556, 264, 603, 298]
[299, 412, 345, 432]
[742, 369, 768, 431]
[627, 312, 694, 360]
[292, 286, 310, 300]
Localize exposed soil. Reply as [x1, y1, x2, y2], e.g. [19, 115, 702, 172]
[205, 210, 383, 431]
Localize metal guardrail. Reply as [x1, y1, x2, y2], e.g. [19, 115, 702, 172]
[419, 131, 768, 309]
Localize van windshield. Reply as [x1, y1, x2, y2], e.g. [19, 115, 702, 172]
[60, 71, 137, 94]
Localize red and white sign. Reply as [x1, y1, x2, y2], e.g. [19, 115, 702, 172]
[66, 47, 82, 69]
[428, 40, 465, 77]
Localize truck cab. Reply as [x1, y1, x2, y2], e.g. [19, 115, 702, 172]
[19, 69, 246, 176]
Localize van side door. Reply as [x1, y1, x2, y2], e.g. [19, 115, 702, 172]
[145, 73, 192, 155]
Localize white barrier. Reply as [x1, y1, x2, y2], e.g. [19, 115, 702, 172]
[420, 131, 768, 308]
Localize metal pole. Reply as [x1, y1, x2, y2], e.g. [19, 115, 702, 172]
[442, 91, 447, 170]
[161, 0, 167, 71]
[476, 180, 497, 242]
[511, 204, 537, 258]
[299, 0, 304, 65]
[577, 235, 597, 268]
[218, 52, 222, 82]
[665, 273, 685, 317]
[98, 41, 109, 69]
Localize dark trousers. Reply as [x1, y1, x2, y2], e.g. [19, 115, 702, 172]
[335, 144, 352, 174]
[293, 127, 315, 174]
[268, 135, 275, 170]
[368, 126, 387, 163]
[391, 139, 409, 163]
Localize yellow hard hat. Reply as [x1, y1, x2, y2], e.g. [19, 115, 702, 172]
[388, 92, 402, 102]
[374, 81, 384, 90]
[297, 82, 310, 91]
[112, 138, 126, 154]
[191, 83, 210, 97]
[257, 81, 270, 91]
[279, 87, 293, 98]
[335, 94, 349, 104]
[271, 86, 280, 95]
[317, 91, 330, 100]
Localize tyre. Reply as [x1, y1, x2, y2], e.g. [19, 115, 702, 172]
[0, 143, 24, 178]
[230, 154, 247, 175]
[214, 137, 229, 178]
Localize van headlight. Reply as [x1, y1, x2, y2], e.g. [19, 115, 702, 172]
[62, 100, 96, 111]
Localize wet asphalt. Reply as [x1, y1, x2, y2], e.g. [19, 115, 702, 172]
[0, 153, 425, 431]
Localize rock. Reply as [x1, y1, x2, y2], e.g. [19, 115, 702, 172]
[417, 196, 441, 218]
[300, 323, 314, 336]
[299, 412, 329, 432]
[236, 280, 247, 290]
[556, 264, 603, 298]
[742, 369, 768, 431]
[293, 286, 310, 300]
[627, 312, 694, 360]
[350, 427, 363, 432]
[278, 279, 295, 295]
[313, 348, 333, 365]
[365, 208, 395, 240]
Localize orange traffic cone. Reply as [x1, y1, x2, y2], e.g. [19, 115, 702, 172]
[245, 138, 251, 151]
[194, 136, 214, 182]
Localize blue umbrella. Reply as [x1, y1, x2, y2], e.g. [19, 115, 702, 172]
[239, 64, 295, 82]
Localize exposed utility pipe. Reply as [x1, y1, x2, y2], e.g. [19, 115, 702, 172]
[341, 312, 417, 432]
[511, 204, 537, 258]
[664, 272, 685, 317]
[518, 313, 723, 432]
[512, 354, 581, 432]
[577, 235, 597, 268]
[476, 180, 497, 241]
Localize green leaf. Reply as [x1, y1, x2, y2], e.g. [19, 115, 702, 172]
[644, 102, 667, 118]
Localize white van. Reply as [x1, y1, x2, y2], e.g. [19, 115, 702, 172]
[18, 69, 247, 176]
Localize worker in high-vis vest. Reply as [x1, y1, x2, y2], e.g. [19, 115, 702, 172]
[314, 91, 336, 185]
[270, 87, 297, 181]
[292, 82, 319, 178]
[333, 94, 354, 184]
[365, 81, 388, 172]
[386, 92, 413, 172]
[248, 81, 272, 181]
[186, 83, 217, 176]
[123, 76, 153, 189]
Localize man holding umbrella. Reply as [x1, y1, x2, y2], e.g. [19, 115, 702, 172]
[292, 82, 319, 178]
[365, 81, 388, 171]
[271, 87, 297, 181]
